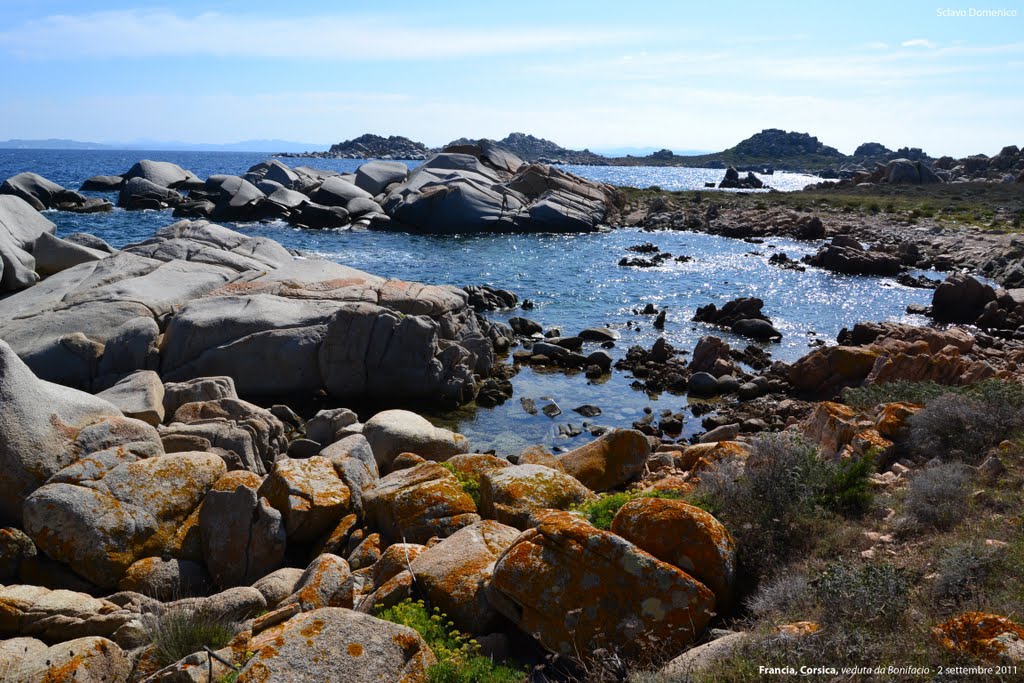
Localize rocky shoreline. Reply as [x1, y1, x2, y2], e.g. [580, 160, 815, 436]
[2, 147, 1024, 681]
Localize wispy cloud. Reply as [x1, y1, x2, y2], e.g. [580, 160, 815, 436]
[901, 38, 938, 49]
[0, 9, 639, 60]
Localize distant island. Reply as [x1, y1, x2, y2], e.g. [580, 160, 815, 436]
[281, 129, 941, 173]
[3, 129, 971, 174]
[0, 138, 329, 153]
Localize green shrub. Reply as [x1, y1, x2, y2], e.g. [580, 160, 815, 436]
[815, 561, 909, 630]
[692, 434, 873, 574]
[439, 462, 482, 507]
[145, 606, 237, 668]
[897, 462, 971, 533]
[908, 387, 1024, 463]
[377, 599, 526, 683]
[841, 380, 953, 408]
[573, 489, 682, 530]
[932, 540, 999, 612]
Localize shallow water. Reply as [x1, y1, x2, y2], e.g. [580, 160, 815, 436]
[1, 150, 940, 453]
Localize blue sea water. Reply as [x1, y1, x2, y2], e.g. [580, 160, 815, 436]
[0, 150, 939, 453]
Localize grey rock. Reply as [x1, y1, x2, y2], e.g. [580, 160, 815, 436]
[688, 371, 720, 397]
[0, 340, 123, 522]
[314, 176, 374, 206]
[363, 409, 468, 470]
[32, 232, 108, 277]
[354, 160, 408, 195]
[96, 370, 165, 426]
[0, 195, 56, 292]
[200, 472, 286, 589]
[163, 376, 238, 417]
[235, 607, 435, 681]
[123, 160, 198, 189]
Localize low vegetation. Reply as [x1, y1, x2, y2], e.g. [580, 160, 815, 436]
[573, 489, 682, 530]
[689, 433, 874, 575]
[144, 605, 238, 668]
[439, 462, 482, 506]
[376, 598, 527, 683]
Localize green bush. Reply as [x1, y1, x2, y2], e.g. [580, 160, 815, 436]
[439, 462, 482, 507]
[145, 606, 237, 668]
[932, 540, 999, 612]
[815, 561, 909, 630]
[692, 434, 873, 573]
[573, 489, 682, 530]
[377, 599, 526, 683]
[897, 462, 971, 533]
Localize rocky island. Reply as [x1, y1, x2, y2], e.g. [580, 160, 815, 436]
[1, 140, 1023, 683]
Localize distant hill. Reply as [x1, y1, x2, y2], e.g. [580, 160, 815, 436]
[0, 138, 114, 150]
[0, 138, 328, 153]
[286, 128, 936, 172]
[444, 132, 609, 165]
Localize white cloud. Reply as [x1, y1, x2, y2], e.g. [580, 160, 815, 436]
[901, 38, 938, 49]
[0, 9, 637, 60]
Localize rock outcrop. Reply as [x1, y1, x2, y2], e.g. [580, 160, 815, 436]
[488, 511, 717, 658]
[0, 220, 494, 406]
[379, 144, 618, 233]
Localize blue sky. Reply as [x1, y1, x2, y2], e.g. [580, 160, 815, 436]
[0, 0, 1021, 155]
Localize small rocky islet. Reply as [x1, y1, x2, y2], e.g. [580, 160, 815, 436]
[1, 140, 1024, 681]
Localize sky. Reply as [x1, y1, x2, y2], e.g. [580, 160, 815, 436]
[0, 0, 1021, 156]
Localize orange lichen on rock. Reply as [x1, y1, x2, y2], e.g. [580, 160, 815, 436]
[875, 402, 922, 439]
[489, 511, 716, 658]
[610, 497, 736, 608]
[932, 612, 1024, 660]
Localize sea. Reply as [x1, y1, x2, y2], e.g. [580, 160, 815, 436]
[0, 150, 942, 453]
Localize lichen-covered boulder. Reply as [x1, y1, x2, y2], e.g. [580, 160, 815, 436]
[0, 584, 137, 643]
[557, 429, 650, 491]
[479, 464, 595, 529]
[23, 453, 225, 588]
[252, 567, 304, 609]
[444, 453, 511, 478]
[0, 340, 123, 522]
[362, 462, 479, 544]
[281, 554, 354, 611]
[200, 471, 285, 589]
[321, 434, 379, 515]
[372, 543, 427, 588]
[170, 398, 288, 474]
[363, 409, 468, 470]
[117, 557, 210, 601]
[3, 636, 131, 683]
[610, 498, 736, 607]
[488, 511, 716, 658]
[236, 607, 435, 682]
[410, 520, 520, 634]
[258, 457, 351, 543]
[932, 612, 1024, 661]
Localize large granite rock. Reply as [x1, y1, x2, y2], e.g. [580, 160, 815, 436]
[0, 195, 56, 293]
[488, 511, 716, 659]
[380, 144, 616, 233]
[478, 464, 595, 529]
[362, 462, 479, 543]
[200, 471, 286, 588]
[362, 409, 468, 470]
[557, 429, 650, 492]
[1, 172, 109, 212]
[0, 340, 124, 522]
[23, 452, 226, 588]
[409, 520, 519, 634]
[0, 220, 493, 406]
[122, 160, 199, 189]
[1, 635, 131, 682]
[236, 607, 435, 682]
